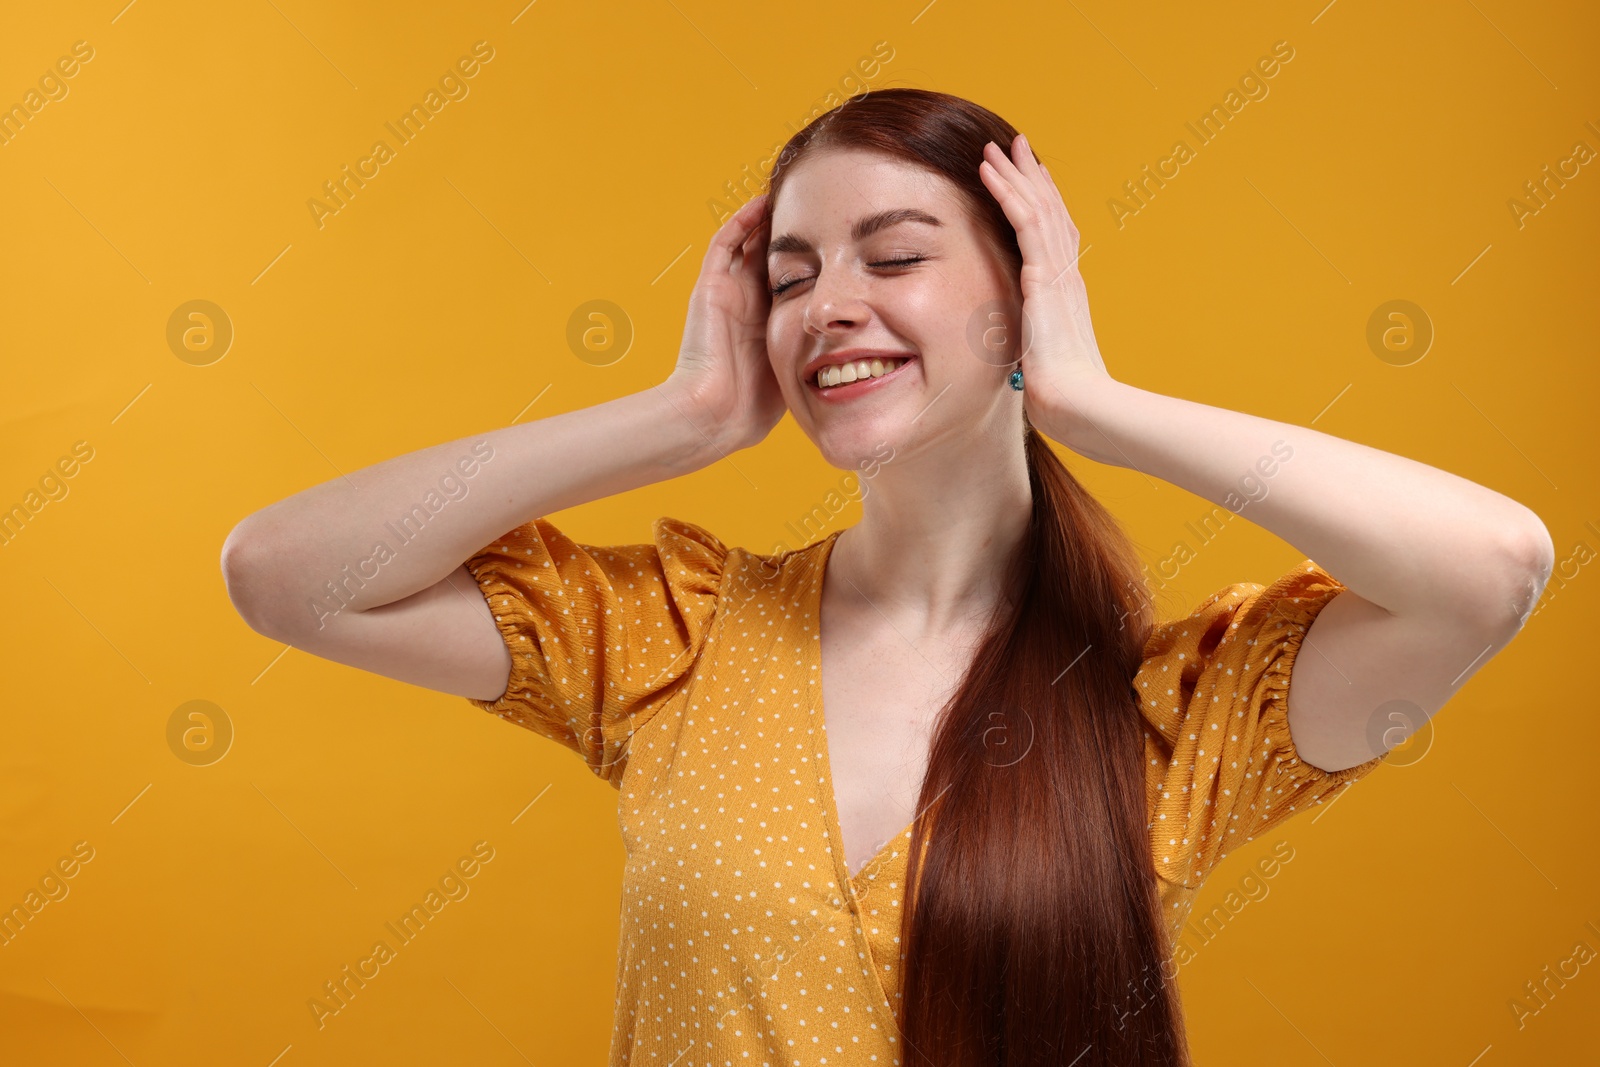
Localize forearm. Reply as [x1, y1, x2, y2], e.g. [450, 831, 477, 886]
[1042, 380, 1552, 627]
[222, 385, 718, 634]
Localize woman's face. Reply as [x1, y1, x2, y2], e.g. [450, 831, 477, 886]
[765, 147, 1023, 470]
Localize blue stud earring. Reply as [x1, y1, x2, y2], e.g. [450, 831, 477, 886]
[1008, 367, 1024, 391]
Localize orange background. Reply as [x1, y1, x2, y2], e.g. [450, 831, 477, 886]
[1, 1, 1596, 1063]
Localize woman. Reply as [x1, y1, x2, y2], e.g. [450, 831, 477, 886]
[221, 89, 1552, 1066]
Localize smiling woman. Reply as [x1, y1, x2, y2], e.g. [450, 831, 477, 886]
[748, 94, 1211, 1063]
[221, 87, 1552, 1067]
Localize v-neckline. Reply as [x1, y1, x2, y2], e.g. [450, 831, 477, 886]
[806, 527, 921, 895]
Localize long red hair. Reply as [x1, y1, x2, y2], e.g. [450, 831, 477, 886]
[763, 87, 1190, 1066]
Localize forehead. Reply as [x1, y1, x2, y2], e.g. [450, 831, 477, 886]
[768, 147, 959, 234]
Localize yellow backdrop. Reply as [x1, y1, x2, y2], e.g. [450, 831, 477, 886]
[1, 1, 1595, 1063]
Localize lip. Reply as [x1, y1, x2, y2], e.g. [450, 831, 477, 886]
[806, 353, 917, 400]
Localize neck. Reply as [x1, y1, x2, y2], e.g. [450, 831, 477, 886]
[828, 435, 1033, 637]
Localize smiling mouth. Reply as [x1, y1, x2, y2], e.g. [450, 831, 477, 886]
[810, 355, 915, 390]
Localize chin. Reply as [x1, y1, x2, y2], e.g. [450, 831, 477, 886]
[808, 421, 901, 474]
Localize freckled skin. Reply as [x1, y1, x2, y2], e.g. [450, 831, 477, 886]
[766, 147, 1024, 474]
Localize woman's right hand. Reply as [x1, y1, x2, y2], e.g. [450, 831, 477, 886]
[662, 193, 788, 453]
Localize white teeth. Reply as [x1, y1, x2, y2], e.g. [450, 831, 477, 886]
[815, 357, 907, 388]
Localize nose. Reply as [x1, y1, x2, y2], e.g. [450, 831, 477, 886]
[802, 263, 871, 338]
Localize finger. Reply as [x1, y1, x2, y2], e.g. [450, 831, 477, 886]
[739, 245, 773, 300]
[736, 213, 772, 281]
[1008, 134, 1066, 226]
[980, 140, 1026, 198]
[1009, 132, 1048, 188]
[980, 149, 1072, 288]
[982, 139, 1045, 222]
[739, 209, 771, 259]
[700, 194, 769, 280]
[739, 202, 774, 280]
[980, 143, 1043, 225]
[1034, 160, 1081, 237]
[979, 156, 1042, 266]
[1035, 159, 1070, 210]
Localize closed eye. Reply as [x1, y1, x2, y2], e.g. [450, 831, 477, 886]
[768, 255, 927, 298]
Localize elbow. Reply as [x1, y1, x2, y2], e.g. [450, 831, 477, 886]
[220, 519, 296, 642]
[1494, 508, 1556, 634]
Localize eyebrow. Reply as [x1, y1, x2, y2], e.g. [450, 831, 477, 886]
[767, 207, 944, 257]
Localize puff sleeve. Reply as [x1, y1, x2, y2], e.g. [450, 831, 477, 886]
[462, 515, 727, 786]
[1137, 560, 1389, 889]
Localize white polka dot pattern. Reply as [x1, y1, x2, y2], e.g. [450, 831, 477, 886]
[464, 516, 725, 785]
[1133, 559, 1392, 944]
[463, 519, 1389, 1062]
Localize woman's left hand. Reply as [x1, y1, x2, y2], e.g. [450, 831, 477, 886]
[978, 133, 1120, 447]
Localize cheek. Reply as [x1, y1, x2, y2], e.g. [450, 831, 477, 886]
[888, 288, 979, 374]
[764, 313, 806, 404]
[897, 267, 970, 329]
[767, 306, 801, 363]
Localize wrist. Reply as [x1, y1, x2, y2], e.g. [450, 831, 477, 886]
[1030, 376, 1140, 467]
[647, 382, 734, 475]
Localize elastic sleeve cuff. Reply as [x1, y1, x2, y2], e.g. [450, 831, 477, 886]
[1253, 566, 1389, 793]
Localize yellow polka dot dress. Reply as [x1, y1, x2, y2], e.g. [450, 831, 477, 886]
[464, 516, 1390, 1064]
